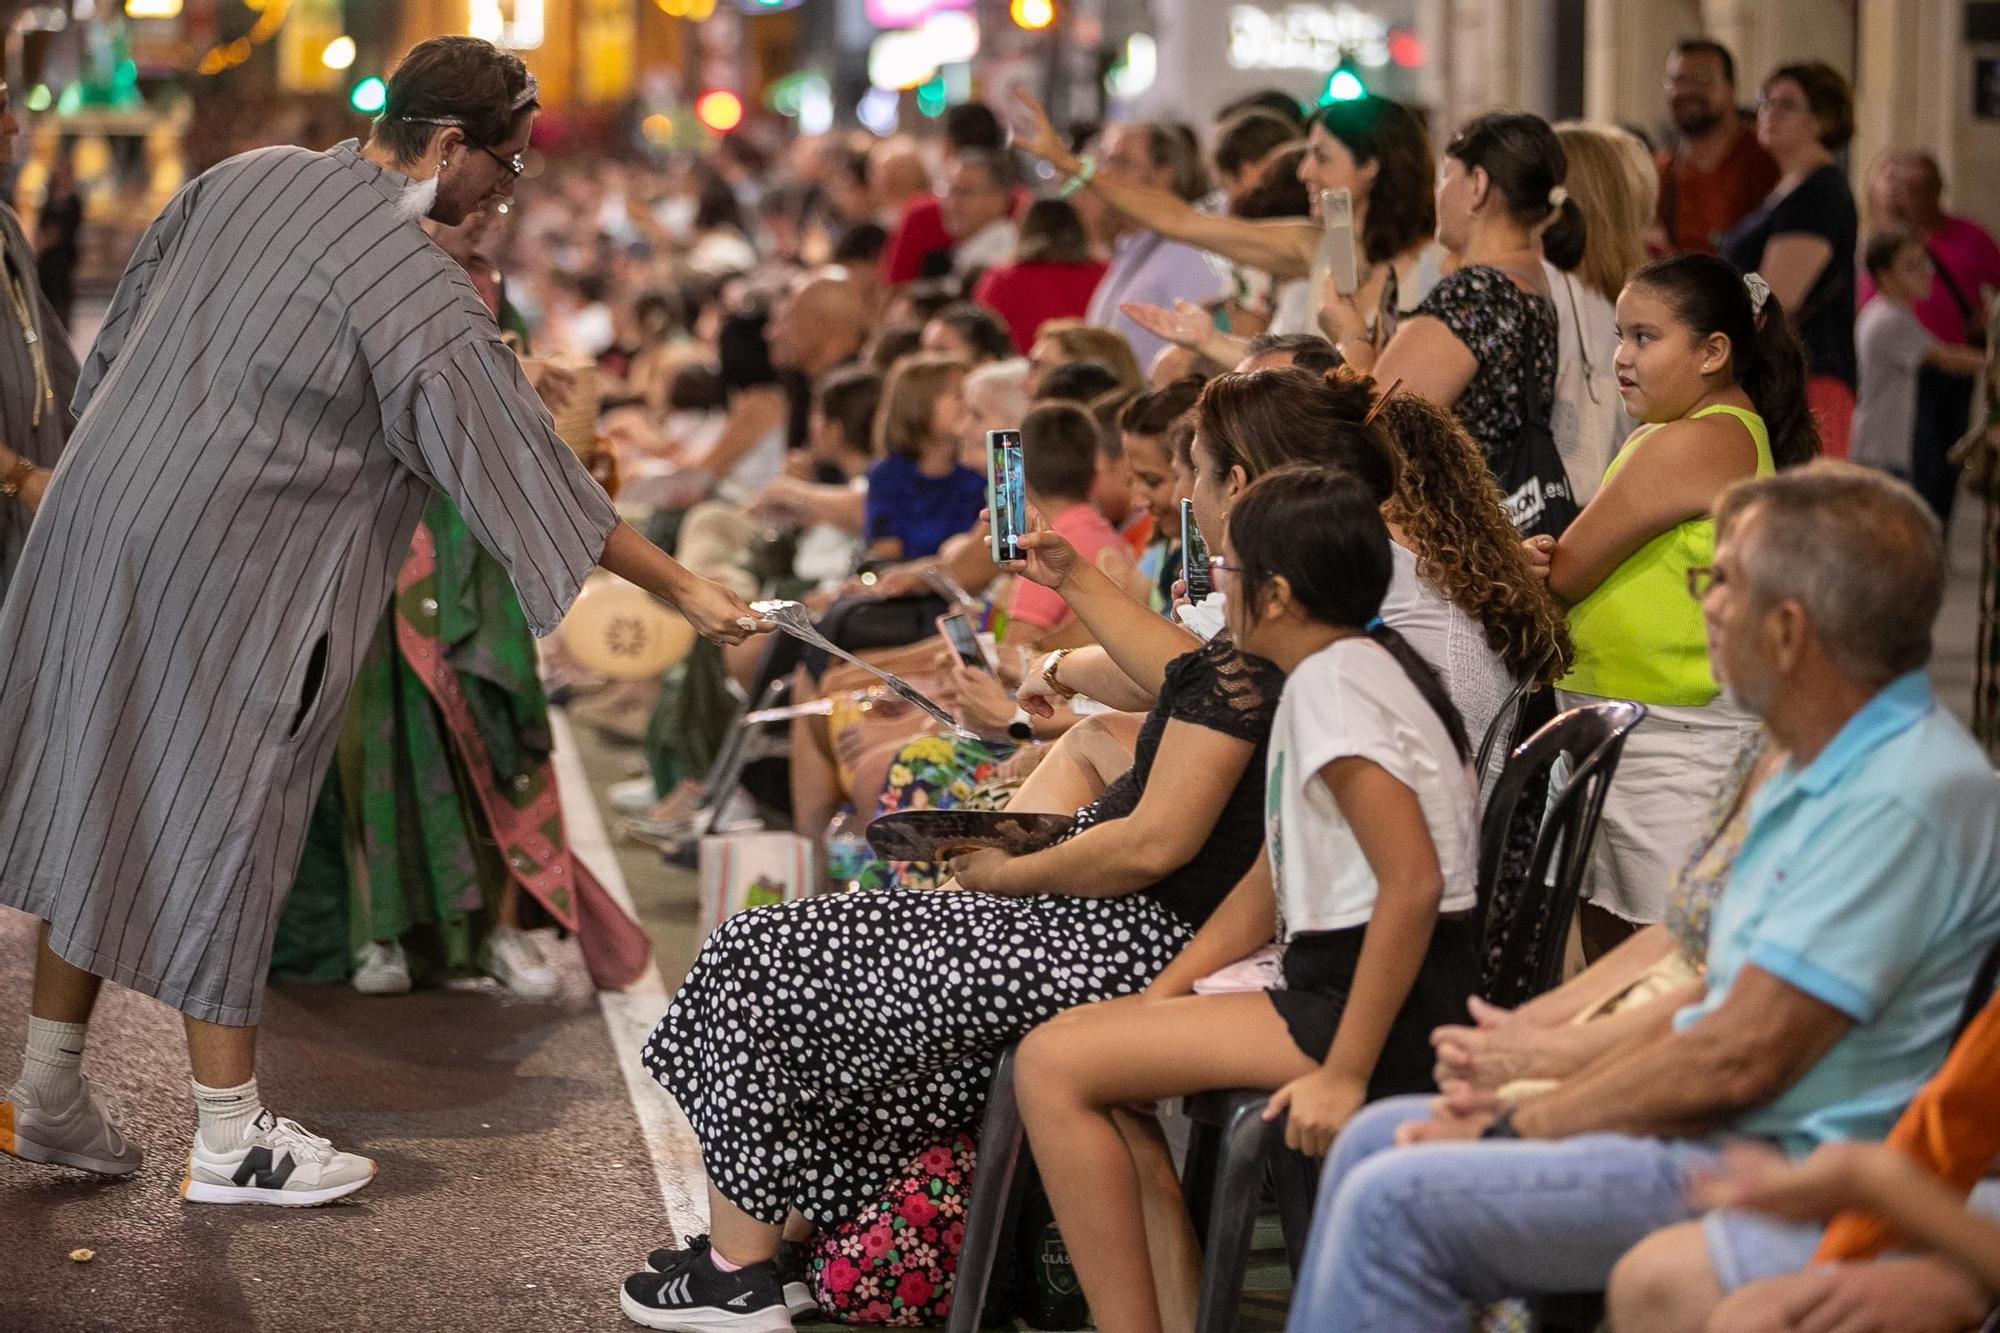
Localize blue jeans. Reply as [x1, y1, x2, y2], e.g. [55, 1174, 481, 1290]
[1286, 1096, 1726, 1332]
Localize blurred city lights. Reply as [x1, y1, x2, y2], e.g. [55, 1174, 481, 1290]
[695, 89, 744, 132]
[1009, 0, 1053, 31]
[319, 36, 356, 70]
[348, 74, 387, 114]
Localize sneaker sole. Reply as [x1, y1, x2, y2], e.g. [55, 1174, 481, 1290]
[179, 1162, 376, 1207]
[618, 1288, 793, 1332]
[0, 1102, 140, 1177]
[783, 1283, 818, 1318]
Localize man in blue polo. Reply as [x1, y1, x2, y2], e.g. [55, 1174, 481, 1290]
[1285, 463, 2000, 1332]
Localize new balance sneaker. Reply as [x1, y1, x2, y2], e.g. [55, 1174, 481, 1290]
[0, 1081, 142, 1176]
[622, 1235, 792, 1332]
[487, 927, 560, 999]
[649, 1238, 816, 1319]
[352, 939, 412, 996]
[179, 1110, 375, 1206]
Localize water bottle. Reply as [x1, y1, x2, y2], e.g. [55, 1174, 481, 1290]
[823, 806, 872, 894]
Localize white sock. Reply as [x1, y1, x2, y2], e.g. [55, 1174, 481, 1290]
[15, 1017, 88, 1108]
[191, 1077, 262, 1152]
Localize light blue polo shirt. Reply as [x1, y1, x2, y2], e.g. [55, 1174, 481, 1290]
[1674, 670, 2000, 1156]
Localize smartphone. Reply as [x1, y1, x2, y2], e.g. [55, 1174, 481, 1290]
[937, 612, 992, 673]
[1315, 187, 1359, 296]
[1179, 498, 1212, 602]
[986, 429, 1027, 563]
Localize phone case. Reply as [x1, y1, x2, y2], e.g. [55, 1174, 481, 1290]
[986, 433, 1026, 563]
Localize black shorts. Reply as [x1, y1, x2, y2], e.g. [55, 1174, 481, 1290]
[1266, 915, 1479, 1099]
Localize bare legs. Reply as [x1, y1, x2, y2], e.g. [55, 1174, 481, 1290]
[34, 919, 257, 1088]
[30, 921, 101, 1025]
[1015, 993, 1319, 1333]
[1006, 711, 1145, 815]
[707, 1183, 787, 1266]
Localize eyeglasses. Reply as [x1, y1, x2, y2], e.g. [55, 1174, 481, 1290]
[478, 144, 526, 178]
[1208, 556, 1242, 580]
[1756, 95, 1809, 116]
[1685, 564, 1725, 599]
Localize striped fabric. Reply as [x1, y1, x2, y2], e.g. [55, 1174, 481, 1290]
[0, 202, 79, 601]
[0, 141, 616, 1025]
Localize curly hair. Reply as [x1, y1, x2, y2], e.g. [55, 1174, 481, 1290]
[1368, 385, 1574, 684]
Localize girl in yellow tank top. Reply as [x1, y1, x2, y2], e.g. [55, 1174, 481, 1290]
[1522, 253, 1820, 945]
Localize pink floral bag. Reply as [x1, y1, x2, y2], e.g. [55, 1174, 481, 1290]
[807, 1134, 976, 1325]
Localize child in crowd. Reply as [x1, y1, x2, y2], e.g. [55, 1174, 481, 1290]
[1013, 465, 1481, 1333]
[1007, 401, 1136, 646]
[860, 354, 986, 560]
[1851, 231, 1989, 478]
[1530, 252, 1817, 952]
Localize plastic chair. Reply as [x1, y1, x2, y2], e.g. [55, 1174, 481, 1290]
[948, 701, 1647, 1332]
[1474, 700, 1647, 1006]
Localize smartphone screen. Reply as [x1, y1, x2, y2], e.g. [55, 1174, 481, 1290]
[987, 429, 1027, 563]
[937, 613, 990, 673]
[1315, 187, 1358, 296]
[1180, 498, 1212, 602]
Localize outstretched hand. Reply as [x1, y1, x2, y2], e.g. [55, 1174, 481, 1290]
[1120, 300, 1218, 356]
[1006, 87, 1071, 169]
[676, 577, 773, 647]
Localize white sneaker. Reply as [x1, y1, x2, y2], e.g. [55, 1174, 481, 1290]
[0, 1081, 143, 1176]
[180, 1109, 375, 1206]
[487, 927, 560, 999]
[611, 777, 661, 814]
[352, 939, 412, 995]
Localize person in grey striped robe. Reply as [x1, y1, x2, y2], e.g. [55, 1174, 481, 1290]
[0, 38, 765, 1206]
[0, 77, 79, 600]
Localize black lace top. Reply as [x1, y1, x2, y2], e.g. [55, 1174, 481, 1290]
[1073, 635, 1285, 927]
[1416, 264, 1558, 470]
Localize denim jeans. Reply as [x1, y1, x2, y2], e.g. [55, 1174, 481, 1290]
[1285, 1095, 1726, 1333]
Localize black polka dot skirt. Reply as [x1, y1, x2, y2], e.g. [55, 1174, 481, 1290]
[641, 887, 1193, 1226]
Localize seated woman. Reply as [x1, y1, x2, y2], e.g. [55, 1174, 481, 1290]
[1012, 465, 1483, 1333]
[618, 385, 1398, 1333]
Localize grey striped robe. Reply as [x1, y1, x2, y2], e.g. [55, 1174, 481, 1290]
[0, 202, 79, 601]
[0, 141, 617, 1025]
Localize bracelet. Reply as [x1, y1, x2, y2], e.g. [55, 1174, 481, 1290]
[1480, 1105, 1521, 1140]
[1039, 648, 1078, 701]
[1058, 155, 1096, 199]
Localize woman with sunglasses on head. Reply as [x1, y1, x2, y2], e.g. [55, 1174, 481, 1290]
[1011, 465, 1482, 1333]
[1524, 252, 1818, 955]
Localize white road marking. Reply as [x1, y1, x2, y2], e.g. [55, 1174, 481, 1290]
[550, 709, 710, 1239]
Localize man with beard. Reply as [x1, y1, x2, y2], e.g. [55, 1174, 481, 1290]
[1654, 38, 1779, 255]
[0, 36, 763, 1206]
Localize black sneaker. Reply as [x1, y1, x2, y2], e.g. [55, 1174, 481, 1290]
[645, 1237, 817, 1320]
[622, 1235, 792, 1332]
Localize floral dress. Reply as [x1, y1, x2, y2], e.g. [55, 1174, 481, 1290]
[641, 635, 1282, 1226]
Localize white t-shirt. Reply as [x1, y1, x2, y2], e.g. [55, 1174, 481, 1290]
[1266, 637, 1479, 938]
[1851, 298, 1935, 474]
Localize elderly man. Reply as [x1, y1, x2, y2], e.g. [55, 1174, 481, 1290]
[939, 149, 1019, 281]
[0, 36, 760, 1206]
[0, 77, 78, 598]
[1284, 464, 2000, 1331]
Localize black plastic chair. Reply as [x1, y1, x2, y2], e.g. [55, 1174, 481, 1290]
[948, 701, 1648, 1332]
[1475, 700, 1648, 1007]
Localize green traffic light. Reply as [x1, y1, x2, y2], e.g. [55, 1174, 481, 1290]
[1320, 65, 1365, 103]
[350, 75, 387, 115]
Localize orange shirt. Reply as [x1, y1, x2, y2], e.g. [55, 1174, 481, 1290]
[1816, 988, 2000, 1260]
[1656, 125, 1781, 256]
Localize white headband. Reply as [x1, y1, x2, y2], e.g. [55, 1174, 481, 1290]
[1743, 270, 1772, 317]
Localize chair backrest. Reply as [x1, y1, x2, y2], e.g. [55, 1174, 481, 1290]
[1958, 934, 2000, 1040]
[1474, 700, 1647, 1006]
[1474, 677, 1535, 787]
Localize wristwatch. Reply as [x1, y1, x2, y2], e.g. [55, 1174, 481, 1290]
[1038, 648, 1077, 701]
[1480, 1105, 1521, 1140]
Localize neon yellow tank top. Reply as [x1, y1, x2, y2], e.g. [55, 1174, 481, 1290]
[1559, 404, 1774, 706]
